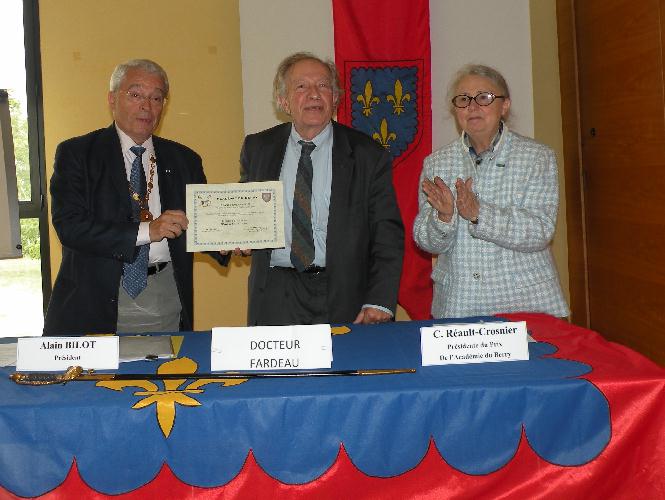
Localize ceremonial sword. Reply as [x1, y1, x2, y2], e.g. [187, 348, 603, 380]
[10, 365, 416, 386]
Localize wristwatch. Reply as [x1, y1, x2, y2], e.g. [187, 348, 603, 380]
[470, 215, 479, 224]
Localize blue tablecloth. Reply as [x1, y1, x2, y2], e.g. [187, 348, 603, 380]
[0, 318, 610, 496]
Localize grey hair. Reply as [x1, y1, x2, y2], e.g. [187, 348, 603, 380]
[447, 64, 510, 117]
[273, 52, 341, 112]
[109, 59, 169, 95]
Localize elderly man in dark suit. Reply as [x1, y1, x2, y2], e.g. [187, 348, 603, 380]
[238, 52, 404, 326]
[44, 59, 225, 336]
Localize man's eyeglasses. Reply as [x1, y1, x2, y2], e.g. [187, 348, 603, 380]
[123, 91, 167, 106]
[452, 92, 505, 108]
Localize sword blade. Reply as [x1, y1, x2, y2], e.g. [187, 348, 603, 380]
[10, 367, 416, 385]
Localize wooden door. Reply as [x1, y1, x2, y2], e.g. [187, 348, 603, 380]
[574, 0, 665, 363]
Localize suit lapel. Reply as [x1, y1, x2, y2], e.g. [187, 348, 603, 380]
[330, 122, 354, 214]
[262, 124, 290, 181]
[259, 125, 290, 265]
[153, 136, 172, 209]
[327, 122, 355, 262]
[102, 124, 132, 215]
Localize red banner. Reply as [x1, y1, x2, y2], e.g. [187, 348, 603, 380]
[332, 0, 433, 319]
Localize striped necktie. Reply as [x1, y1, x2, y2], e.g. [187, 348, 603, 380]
[290, 140, 316, 271]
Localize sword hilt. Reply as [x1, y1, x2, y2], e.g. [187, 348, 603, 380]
[10, 366, 83, 385]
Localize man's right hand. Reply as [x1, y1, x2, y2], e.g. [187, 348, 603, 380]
[220, 248, 252, 256]
[149, 209, 188, 241]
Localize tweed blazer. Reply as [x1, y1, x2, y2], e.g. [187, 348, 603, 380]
[413, 126, 569, 318]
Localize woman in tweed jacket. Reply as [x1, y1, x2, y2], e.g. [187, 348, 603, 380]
[413, 64, 569, 318]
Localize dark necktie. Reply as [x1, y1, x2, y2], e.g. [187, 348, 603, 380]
[290, 141, 316, 271]
[122, 146, 150, 299]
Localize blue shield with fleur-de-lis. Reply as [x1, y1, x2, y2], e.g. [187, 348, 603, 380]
[349, 65, 420, 165]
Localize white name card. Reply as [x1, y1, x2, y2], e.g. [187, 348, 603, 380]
[211, 324, 333, 371]
[16, 336, 119, 371]
[420, 321, 529, 366]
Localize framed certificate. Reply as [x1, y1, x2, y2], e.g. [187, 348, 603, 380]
[186, 182, 285, 251]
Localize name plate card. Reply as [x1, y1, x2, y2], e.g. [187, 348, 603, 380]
[420, 321, 529, 366]
[16, 337, 119, 372]
[211, 324, 333, 371]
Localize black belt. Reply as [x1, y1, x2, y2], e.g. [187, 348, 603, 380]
[147, 262, 169, 276]
[273, 265, 326, 274]
[303, 265, 325, 274]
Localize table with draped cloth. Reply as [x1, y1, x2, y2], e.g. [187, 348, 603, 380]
[0, 313, 663, 499]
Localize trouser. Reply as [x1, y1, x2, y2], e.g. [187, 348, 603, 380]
[116, 262, 181, 333]
[253, 266, 328, 326]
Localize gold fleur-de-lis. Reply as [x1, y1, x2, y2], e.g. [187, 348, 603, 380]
[386, 80, 411, 115]
[372, 118, 397, 149]
[96, 357, 247, 438]
[356, 80, 380, 117]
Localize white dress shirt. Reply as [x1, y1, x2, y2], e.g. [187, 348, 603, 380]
[116, 125, 171, 264]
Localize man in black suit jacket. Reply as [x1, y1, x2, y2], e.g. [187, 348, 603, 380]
[44, 59, 225, 336]
[237, 52, 404, 326]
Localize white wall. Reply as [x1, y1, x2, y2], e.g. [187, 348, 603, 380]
[430, 0, 534, 148]
[239, 1, 335, 135]
[239, 0, 533, 149]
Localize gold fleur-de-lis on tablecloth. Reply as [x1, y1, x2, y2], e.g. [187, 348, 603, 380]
[96, 357, 247, 438]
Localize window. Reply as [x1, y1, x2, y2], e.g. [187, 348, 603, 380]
[0, 0, 49, 337]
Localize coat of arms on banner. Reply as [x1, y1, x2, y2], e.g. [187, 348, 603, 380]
[345, 61, 423, 168]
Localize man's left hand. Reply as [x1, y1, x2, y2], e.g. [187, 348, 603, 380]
[149, 209, 188, 241]
[353, 307, 392, 325]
